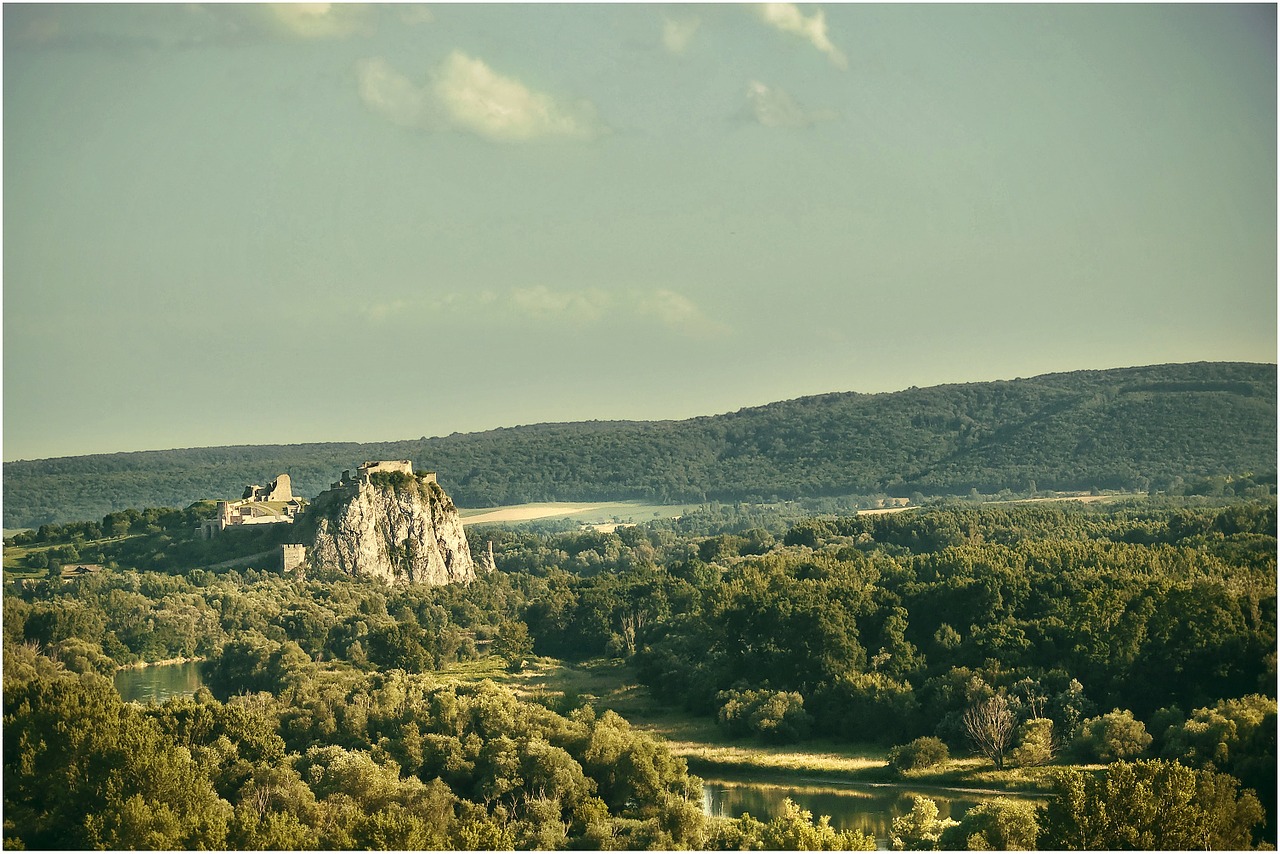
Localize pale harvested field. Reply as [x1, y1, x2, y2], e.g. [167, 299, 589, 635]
[460, 503, 602, 525]
[459, 500, 701, 528]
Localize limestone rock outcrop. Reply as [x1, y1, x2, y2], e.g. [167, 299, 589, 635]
[306, 471, 475, 586]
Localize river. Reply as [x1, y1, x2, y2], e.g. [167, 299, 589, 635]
[701, 773, 1031, 848]
[113, 660, 205, 704]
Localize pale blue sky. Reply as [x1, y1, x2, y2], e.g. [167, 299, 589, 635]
[4, 3, 1276, 461]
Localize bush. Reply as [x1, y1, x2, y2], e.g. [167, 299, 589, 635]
[939, 797, 1039, 850]
[887, 736, 950, 774]
[1010, 718, 1056, 767]
[1075, 708, 1152, 762]
[891, 796, 957, 850]
[716, 687, 812, 743]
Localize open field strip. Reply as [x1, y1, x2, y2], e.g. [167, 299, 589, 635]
[459, 500, 702, 527]
[459, 503, 603, 524]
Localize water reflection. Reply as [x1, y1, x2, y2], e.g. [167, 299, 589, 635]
[702, 777, 992, 846]
[113, 660, 204, 704]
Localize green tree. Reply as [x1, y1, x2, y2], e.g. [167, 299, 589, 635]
[760, 798, 876, 850]
[491, 620, 534, 671]
[4, 670, 231, 849]
[1075, 708, 1152, 762]
[939, 797, 1039, 850]
[1041, 759, 1265, 850]
[891, 796, 958, 850]
[716, 686, 812, 743]
[1010, 718, 1056, 767]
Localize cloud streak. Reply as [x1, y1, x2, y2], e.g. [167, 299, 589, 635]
[264, 4, 374, 40]
[755, 3, 847, 69]
[361, 286, 727, 338]
[356, 52, 606, 142]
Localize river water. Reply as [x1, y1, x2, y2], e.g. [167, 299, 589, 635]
[113, 660, 204, 704]
[701, 774, 1019, 848]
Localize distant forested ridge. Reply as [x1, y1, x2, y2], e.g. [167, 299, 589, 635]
[5, 361, 1275, 528]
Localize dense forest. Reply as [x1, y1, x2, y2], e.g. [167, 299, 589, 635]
[5, 361, 1275, 528]
[4, 496, 1275, 848]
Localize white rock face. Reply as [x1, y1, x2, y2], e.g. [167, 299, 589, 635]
[308, 476, 475, 586]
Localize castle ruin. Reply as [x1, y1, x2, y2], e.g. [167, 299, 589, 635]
[199, 473, 305, 538]
[330, 460, 436, 489]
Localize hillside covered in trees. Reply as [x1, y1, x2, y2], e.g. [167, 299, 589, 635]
[5, 362, 1274, 528]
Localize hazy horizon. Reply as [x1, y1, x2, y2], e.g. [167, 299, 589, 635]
[5, 4, 1276, 462]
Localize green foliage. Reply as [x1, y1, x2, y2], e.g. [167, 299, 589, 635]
[4, 641, 732, 851]
[715, 686, 813, 743]
[3, 663, 232, 849]
[490, 619, 534, 670]
[891, 796, 958, 850]
[1040, 759, 1266, 849]
[1158, 693, 1275, 769]
[1156, 693, 1278, 833]
[4, 492, 1278, 847]
[1009, 717, 1057, 767]
[6, 362, 1274, 528]
[1074, 708, 1152, 762]
[938, 797, 1039, 850]
[761, 798, 877, 850]
[887, 736, 950, 774]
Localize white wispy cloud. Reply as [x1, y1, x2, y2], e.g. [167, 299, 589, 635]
[359, 286, 725, 337]
[355, 52, 606, 142]
[266, 3, 373, 40]
[754, 3, 847, 69]
[510, 286, 612, 324]
[746, 80, 836, 128]
[662, 14, 701, 55]
[355, 57, 429, 128]
[636, 289, 729, 337]
[434, 51, 604, 142]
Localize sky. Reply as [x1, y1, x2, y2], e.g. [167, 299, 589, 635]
[3, 2, 1276, 461]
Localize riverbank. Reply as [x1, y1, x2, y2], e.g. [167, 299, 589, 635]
[115, 655, 203, 671]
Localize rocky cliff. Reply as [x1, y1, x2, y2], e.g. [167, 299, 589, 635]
[305, 472, 476, 586]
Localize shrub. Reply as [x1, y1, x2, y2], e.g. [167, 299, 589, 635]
[938, 797, 1039, 850]
[715, 687, 812, 743]
[1075, 708, 1152, 762]
[1010, 718, 1057, 767]
[887, 736, 950, 774]
[891, 796, 957, 850]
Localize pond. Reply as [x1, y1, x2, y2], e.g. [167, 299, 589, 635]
[701, 774, 1033, 848]
[113, 660, 205, 704]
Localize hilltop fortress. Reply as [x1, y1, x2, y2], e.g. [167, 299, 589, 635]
[199, 461, 475, 586]
[328, 460, 436, 489]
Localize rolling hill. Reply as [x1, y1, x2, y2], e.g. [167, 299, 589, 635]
[4, 362, 1274, 529]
